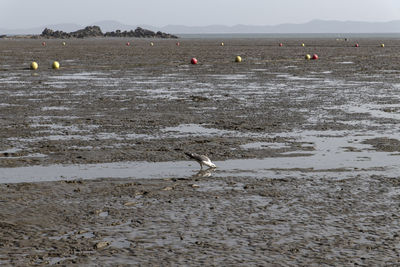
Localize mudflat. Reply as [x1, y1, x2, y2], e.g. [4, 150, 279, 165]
[1, 38, 400, 265]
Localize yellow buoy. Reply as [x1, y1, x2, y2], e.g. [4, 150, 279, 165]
[62, 41, 66, 46]
[381, 43, 385, 48]
[305, 54, 311, 60]
[221, 42, 224, 46]
[150, 42, 154, 46]
[52, 61, 60, 69]
[301, 43, 305, 47]
[235, 56, 242, 63]
[30, 61, 38, 70]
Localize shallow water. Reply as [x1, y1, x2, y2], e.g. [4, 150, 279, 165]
[2, 128, 400, 183]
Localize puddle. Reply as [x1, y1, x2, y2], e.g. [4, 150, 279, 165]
[1, 130, 400, 183]
[41, 106, 71, 111]
[98, 211, 109, 217]
[162, 124, 238, 137]
[345, 104, 400, 121]
[240, 142, 289, 150]
[0, 153, 47, 159]
[276, 74, 322, 81]
[2, 127, 400, 183]
[50, 72, 108, 80]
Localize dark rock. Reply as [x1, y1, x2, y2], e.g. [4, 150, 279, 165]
[104, 27, 178, 39]
[70, 26, 103, 38]
[40, 25, 178, 39]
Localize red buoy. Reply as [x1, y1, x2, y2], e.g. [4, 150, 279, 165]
[176, 42, 180, 46]
[312, 54, 319, 60]
[42, 41, 46, 46]
[126, 42, 130, 46]
[355, 43, 359, 47]
[191, 58, 198, 64]
[279, 43, 283, 47]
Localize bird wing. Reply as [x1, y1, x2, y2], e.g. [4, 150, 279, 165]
[185, 152, 209, 162]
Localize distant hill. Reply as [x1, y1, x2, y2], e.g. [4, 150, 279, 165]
[1, 20, 400, 35]
[0, 23, 82, 35]
[160, 20, 400, 34]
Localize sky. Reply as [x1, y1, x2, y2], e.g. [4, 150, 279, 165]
[2, 0, 400, 29]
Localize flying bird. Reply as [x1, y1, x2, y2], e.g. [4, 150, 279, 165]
[185, 152, 216, 169]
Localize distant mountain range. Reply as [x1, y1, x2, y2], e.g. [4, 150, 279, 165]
[1, 19, 400, 35]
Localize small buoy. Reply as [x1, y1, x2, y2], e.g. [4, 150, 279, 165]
[355, 43, 359, 47]
[301, 43, 305, 47]
[176, 42, 180, 46]
[52, 61, 60, 69]
[305, 54, 311, 60]
[235, 56, 242, 63]
[279, 43, 283, 47]
[42, 41, 46, 46]
[126, 42, 130, 46]
[191, 58, 198, 64]
[381, 43, 385, 48]
[220, 42, 224, 46]
[62, 41, 66, 46]
[30, 62, 38, 70]
[312, 54, 319, 60]
[150, 42, 154, 46]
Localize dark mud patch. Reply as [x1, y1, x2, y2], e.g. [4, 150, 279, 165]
[363, 137, 400, 152]
[1, 175, 400, 265]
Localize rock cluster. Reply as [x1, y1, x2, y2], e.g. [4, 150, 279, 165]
[40, 25, 177, 39]
[41, 26, 104, 39]
[104, 27, 177, 38]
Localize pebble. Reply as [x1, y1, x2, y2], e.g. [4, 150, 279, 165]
[162, 186, 173, 191]
[94, 241, 110, 249]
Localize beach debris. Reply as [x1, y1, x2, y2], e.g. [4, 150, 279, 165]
[162, 186, 173, 191]
[52, 61, 60, 69]
[30, 61, 38, 70]
[191, 184, 200, 188]
[124, 201, 137, 207]
[94, 241, 110, 249]
[191, 58, 198, 64]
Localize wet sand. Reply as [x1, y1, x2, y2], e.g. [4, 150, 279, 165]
[1, 38, 400, 265]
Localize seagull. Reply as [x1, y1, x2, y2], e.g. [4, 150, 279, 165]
[185, 152, 216, 169]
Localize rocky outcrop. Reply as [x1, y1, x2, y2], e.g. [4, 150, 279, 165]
[40, 25, 178, 39]
[104, 27, 178, 38]
[71, 26, 104, 38]
[41, 28, 70, 39]
[41, 26, 103, 39]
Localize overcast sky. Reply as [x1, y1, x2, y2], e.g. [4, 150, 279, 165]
[2, 0, 400, 28]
